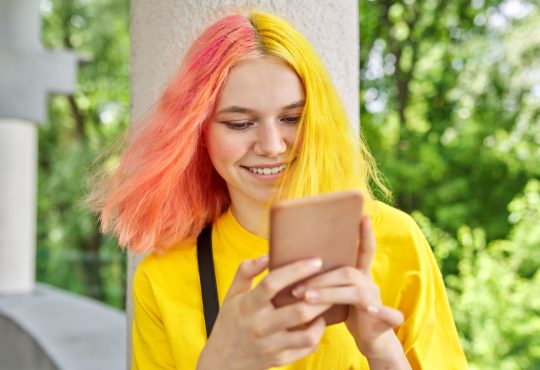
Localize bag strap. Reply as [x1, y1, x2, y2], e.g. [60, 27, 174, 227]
[196, 225, 220, 338]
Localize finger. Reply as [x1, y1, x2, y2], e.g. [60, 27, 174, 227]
[262, 316, 326, 354]
[256, 302, 331, 336]
[225, 255, 269, 300]
[302, 285, 373, 306]
[252, 258, 323, 306]
[357, 216, 376, 273]
[366, 305, 404, 327]
[292, 266, 364, 294]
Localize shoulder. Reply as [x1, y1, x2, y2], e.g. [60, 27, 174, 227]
[367, 201, 436, 276]
[133, 237, 198, 296]
[136, 237, 197, 273]
[368, 201, 446, 311]
[367, 201, 424, 246]
[368, 203, 467, 365]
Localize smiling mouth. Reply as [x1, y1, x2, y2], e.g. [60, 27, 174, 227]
[244, 163, 288, 175]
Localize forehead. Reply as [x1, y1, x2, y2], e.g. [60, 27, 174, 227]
[216, 57, 305, 111]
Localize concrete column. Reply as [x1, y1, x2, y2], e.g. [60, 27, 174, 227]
[0, 0, 77, 294]
[0, 121, 37, 293]
[129, 0, 359, 365]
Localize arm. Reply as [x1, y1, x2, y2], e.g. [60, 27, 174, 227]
[297, 216, 412, 369]
[363, 331, 411, 370]
[197, 255, 332, 370]
[353, 217, 412, 369]
[367, 214, 468, 370]
[394, 221, 468, 369]
[297, 212, 468, 369]
[132, 266, 176, 370]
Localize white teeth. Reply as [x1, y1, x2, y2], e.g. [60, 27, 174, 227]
[247, 164, 287, 175]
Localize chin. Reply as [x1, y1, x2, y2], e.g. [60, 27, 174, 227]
[248, 190, 275, 205]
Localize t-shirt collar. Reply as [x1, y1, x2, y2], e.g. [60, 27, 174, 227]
[214, 208, 269, 253]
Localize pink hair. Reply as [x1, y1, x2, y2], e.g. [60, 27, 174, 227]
[93, 15, 260, 252]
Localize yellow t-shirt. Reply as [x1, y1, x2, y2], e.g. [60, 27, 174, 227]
[132, 202, 468, 369]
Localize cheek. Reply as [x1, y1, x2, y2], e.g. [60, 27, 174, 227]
[210, 144, 238, 167]
[285, 125, 301, 149]
[205, 129, 245, 170]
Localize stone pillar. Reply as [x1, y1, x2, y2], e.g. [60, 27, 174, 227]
[129, 0, 359, 365]
[0, 121, 37, 293]
[0, 0, 77, 294]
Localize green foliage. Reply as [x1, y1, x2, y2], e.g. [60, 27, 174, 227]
[38, 0, 129, 308]
[360, 0, 540, 367]
[360, 0, 540, 241]
[413, 180, 540, 369]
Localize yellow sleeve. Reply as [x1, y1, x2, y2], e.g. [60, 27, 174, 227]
[132, 262, 176, 370]
[396, 219, 468, 369]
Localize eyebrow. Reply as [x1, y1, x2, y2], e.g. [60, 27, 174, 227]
[216, 99, 305, 114]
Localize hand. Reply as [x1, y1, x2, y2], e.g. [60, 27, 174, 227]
[293, 216, 406, 360]
[197, 255, 331, 370]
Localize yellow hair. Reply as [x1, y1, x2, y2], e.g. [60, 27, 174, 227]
[250, 12, 390, 202]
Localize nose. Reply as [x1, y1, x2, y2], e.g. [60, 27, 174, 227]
[253, 121, 287, 158]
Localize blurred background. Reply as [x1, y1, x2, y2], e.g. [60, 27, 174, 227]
[36, 0, 539, 368]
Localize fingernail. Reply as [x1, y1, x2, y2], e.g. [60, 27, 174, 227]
[307, 258, 322, 269]
[291, 284, 305, 298]
[367, 305, 380, 314]
[305, 289, 319, 302]
[248, 255, 267, 268]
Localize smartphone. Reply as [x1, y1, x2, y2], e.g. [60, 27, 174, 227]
[269, 190, 363, 326]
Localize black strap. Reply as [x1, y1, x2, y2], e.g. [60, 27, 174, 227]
[197, 225, 220, 338]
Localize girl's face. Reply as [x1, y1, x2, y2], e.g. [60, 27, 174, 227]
[206, 56, 305, 210]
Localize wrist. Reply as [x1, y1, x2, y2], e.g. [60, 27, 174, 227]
[197, 342, 258, 370]
[357, 332, 411, 369]
[197, 343, 227, 370]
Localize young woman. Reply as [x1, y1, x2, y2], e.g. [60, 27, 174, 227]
[92, 11, 468, 370]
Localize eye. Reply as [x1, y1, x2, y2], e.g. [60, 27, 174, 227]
[222, 121, 253, 130]
[281, 116, 301, 125]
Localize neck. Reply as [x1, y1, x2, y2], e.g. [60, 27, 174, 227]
[230, 200, 270, 239]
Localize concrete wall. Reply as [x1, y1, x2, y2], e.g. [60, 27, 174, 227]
[0, 313, 58, 370]
[0, 284, 126, 370]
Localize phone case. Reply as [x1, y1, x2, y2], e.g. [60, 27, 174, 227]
[269, 190, 363, 326]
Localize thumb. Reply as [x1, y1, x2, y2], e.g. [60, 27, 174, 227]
[225, 255, 269, 300]
[357, 216, 376, 274]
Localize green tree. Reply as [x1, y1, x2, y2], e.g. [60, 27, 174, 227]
[413, 180, 540, 369]
[360, 0, 540, 242]
[38, 0, 129, 308]
[359, 0, 540, 367]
